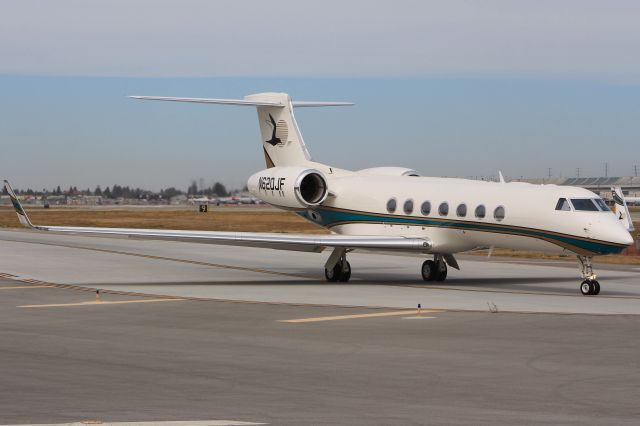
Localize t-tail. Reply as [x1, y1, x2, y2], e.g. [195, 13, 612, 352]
[129, 92, 352, 168]
[611, 186, 635, 232]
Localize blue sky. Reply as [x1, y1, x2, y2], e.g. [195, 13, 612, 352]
[1, 1, 639, 190]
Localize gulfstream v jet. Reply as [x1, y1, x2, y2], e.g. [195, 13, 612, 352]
[5, 93, 635, 296]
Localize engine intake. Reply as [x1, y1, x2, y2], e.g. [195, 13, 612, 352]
[296, 170, 327, 205]
[248, 167, 328, 209]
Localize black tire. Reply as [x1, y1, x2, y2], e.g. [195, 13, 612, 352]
[580, 280, 593, 296]
[593, 281, 600, 295]
[435, 264, 448, 282]
[338, 261, 351, 282]
[421, 260, 436, 281]
[325, 264, 340, 282]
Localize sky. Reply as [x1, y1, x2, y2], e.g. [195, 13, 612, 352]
[1, 0, 639, 190]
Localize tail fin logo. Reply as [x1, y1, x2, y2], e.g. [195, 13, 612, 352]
[265, 114, 287, 146]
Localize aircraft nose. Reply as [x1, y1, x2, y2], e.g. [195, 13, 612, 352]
[621, 231, 635, 246]
[611, 224, 635, 246]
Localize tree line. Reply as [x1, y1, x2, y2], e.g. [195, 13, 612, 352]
[3, 180, 230, 199]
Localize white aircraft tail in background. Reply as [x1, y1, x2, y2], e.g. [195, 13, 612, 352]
[611, 186, 635, 232]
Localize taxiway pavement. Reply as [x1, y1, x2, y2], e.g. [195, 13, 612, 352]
[1, 229, 640, 425]
[0, 229, 638, 315]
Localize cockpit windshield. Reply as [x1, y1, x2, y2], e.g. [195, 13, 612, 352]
[570, 199, 599, 212]
[555, 198, 571, 211]
[593, 198, 611, 212]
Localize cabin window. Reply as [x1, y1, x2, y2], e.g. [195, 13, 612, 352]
[421, 201, 431, 216]
[386, 198, 397, 213]
[571, 199, 598, 212]
[555, 198, 571, 211]
[438, 202, 449, 216]
[403, 199, 414, 215]
[593, 198, 611, 212]
[456, 203, 467, 217]
[494, 205, 505, 221]
[475, 204, 486, 218]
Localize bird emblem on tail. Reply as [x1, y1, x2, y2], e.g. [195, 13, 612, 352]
[265, 114, 282, 146]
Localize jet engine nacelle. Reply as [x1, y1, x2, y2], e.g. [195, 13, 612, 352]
[248, 166, 328, 209]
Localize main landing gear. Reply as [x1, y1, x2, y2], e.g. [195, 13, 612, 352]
[324, 248, 351, 282]
[323, 250, 457, 283]
[421, 254, 448, 282]
[578, 255, 600, 296]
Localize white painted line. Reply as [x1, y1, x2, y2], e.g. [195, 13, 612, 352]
[279, 309, 440, 323]
[0, 285, 51, 290]
[1, 420, 267, 426]
[402, 316, 436, 320]
[18, 299, 185, 308]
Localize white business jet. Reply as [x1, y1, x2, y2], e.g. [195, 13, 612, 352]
[4, 93, 635, 296]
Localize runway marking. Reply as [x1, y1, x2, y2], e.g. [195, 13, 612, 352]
[279, 309, 440, 323]
[0, 285, 51, 290]
[402, 316, 437, 320]
[19, 298, 185, 308]
[1, 421, 267, 426]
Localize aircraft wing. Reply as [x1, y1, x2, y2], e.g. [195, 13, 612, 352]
[3, 181, 431, 253]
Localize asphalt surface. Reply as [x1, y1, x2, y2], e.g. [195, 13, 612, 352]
[1, 278, 640, 425]
[1, 229, 640, 425]
[0, 230, 639, 315]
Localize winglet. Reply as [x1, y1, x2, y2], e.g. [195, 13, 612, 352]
[3, 180, 35, 228]
[498, 171, 505, 184]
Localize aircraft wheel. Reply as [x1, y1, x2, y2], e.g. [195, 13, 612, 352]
[338, 261, 351, 282]
[421, 260, 436, 281]
[435, 262, 448, 281]
[580, 280, 597, 296]
[325, 264, 340, 282]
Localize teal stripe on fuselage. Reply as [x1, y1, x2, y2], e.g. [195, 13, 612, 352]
[297, 208, 625, 255]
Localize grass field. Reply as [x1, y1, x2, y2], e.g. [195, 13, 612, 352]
[1, 205, 638, 264]
[0, 206, 326, 234]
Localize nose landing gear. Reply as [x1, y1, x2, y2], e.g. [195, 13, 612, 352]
[578, 256, 600, 296]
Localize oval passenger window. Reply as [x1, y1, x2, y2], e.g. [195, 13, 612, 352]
[387, 198, 397, 213]
[475, 205, 486, 218]
[438, 202, 449, 216]
[421, 201, 431, 216]
[494, 205, 505, 221]
[403, 199, 414, 214]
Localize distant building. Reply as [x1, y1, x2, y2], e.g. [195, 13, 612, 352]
[170, 194, 188, 205]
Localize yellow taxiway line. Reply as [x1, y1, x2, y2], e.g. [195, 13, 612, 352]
[279, 309, 441, 323]
[0, 285, 51, 290]
[19, 298, 185, 308]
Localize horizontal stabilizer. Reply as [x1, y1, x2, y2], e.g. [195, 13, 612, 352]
[129, 96, 354, 108]
[129, 96, 283, 107]
[291, 101, 354, 107]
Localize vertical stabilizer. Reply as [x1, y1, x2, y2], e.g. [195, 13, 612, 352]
[612, 186, 635, 231]
[244, 92, 311, 168]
